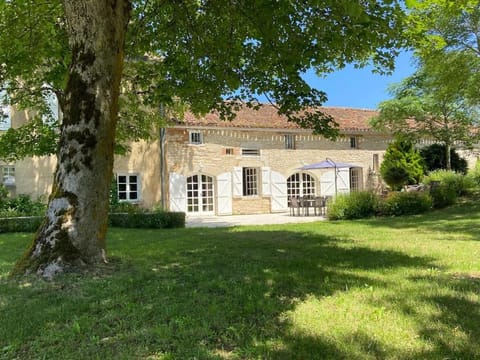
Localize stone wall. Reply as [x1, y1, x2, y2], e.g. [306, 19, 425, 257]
[232, 197, 271, 215]
[165, 127, 389, 184]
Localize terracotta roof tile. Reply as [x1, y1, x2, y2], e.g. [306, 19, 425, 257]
[181, 104, 379, 132]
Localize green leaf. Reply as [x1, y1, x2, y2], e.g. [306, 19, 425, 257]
[405, 0, 420, 9]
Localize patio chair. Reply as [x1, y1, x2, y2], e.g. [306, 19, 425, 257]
[314, 196, 326, 216]
[301, 195, 315, 216]
[289, 197, 301, 216]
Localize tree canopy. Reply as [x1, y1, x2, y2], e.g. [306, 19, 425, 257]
[371, 51, 479, 146]
[1, 0, 409, 278]
[372, 1, 480, 170]
[420, 143, 468, 174]
[406, 0, 480, 101]
[0, 0, 407, 155]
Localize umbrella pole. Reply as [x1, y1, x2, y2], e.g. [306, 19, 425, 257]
[334, 165, 337, 195]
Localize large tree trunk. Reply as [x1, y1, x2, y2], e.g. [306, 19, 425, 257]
[12, 0, 131, 278]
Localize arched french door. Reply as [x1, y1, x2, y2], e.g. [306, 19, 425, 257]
[287, 172, 316, 198]
[186, 174, 214, 214]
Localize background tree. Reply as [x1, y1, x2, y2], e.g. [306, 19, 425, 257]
[0, 0, 407, 278]
[406, 0, 480, 62]
[381, 137, 424, 191]
[371, 51, 479, 170]
[420, 143, 468, 174]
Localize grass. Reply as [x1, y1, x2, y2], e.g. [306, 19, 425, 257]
[1, 199, 480, 359]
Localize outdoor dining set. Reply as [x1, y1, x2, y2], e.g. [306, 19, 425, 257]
[288, 195, 331, 217]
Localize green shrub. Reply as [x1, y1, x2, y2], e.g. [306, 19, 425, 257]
[428, 184, 457, 209]
[0, 216, 43, 233]
[0, 194, 46, 217]
[471, 160, 480, 186]
[377, 191, 432, 217]
[380, 138, 424, 191]
[109, 211, 185, 229]
[0, 185, 8, 207]
[327, 191, 378, 220]
[423, 170, 474, 196]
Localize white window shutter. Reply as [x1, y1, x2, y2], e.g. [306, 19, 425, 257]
[169, 172, 187, 212]
[320, 171, 336, 196]
[261, 167, 271, 196]
[232, 167, 242, 196]
[337, 168, 351, 194]
[216, 172, 232, 215]
[270, 171, 288, 212]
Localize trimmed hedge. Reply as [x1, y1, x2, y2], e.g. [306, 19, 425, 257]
[0, 216, 44, 233]
[109, 211, 185, 229]
[0, 212, 185, 233]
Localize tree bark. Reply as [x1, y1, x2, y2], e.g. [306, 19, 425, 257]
[445, 142, 452, 171]
[12, 0, 131, 278]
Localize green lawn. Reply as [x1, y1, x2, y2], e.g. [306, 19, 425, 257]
[1, 200, 480, 359]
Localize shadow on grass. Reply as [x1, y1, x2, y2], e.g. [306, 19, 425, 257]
[0, 227, 477, 359]
[361, 200, 480, 242]
[372, 273, 480, 360]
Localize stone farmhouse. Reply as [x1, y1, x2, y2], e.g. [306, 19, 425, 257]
[1, 103, 478, 216]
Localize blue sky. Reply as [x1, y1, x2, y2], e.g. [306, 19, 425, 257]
[304, 52, 416, 110]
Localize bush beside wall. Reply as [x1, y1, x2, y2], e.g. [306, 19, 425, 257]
[377, 192, 433, 217]
[0, 216, 44, 233]
[327, 191, 378, 220]
[428, 184, 457, 209]
[423, 170, 475, 196]
[0, 212, 185, 233]
[328, 191, 433, 220]
[109, 212, 186, 229]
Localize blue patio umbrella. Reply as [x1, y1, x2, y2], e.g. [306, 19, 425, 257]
[297, 158, 361, 194]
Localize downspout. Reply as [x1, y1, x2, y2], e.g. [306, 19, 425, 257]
[159, 104, 166, 209]
[160, 127, 166, 209]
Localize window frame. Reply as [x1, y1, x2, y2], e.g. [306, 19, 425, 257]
[287, 172, 316, 199]
[350, 136, 359, 149]
[117, 173, 141, 202]
[2, 165, 15, 186]
[373, 154, 379, 173]
[241, 148, 260, 156]
[350, 168, 361, 191]
[284, 134, 295, 150]
[186, 174, 214, 213]
[188, 130, 203, 145]
[242, 167, 259, 196]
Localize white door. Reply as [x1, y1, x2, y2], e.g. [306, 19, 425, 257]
[216, 172, 232, 215]
[169, 172, 187, 212]
[187, 175, 214, 214]
[271, 171, 288, 212]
